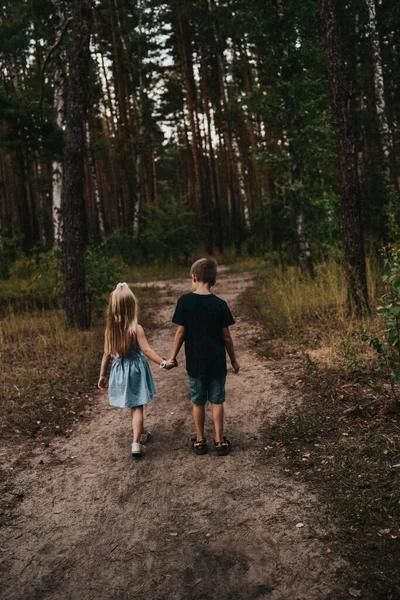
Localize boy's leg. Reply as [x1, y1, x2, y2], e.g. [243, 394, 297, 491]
[193, 403, 206, 442]
[189, 377, 207, 441]
[209, 377, 230, 453]
[131, 406, 144, 443]
[212, 403, 224, 443]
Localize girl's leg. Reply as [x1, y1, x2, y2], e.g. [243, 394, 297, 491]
[193, 403, 206, 441]
[131, 406, 144, 443]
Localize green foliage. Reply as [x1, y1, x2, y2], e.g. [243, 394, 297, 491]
[103, 201, 200, 265]
[361, 247, 400, 401]
[8, 248, 63, 301]
[103, 230, 136, 263]
[0, 234, 22, 280]
[2, 245, 122, 324]
[386, 186, 400, 244]
[85, 245, 123, 323]
[139, 201, 200, 263]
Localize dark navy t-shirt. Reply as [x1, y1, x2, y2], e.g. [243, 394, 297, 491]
[172, 292, 235, 378]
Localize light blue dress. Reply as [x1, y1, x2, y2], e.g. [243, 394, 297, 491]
[108, 344, 156, 408]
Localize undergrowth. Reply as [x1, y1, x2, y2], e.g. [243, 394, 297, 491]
[244, 254, 400, 599]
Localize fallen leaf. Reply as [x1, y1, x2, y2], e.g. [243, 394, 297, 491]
[378, 528, 390, 535]
[348, 589, 361, 597]
[296, 523, 304, 528]
[186, 578, 202, 588]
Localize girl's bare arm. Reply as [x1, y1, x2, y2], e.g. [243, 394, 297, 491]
[98, 352, 111, 390]
[222, 327, 240, 373]
[136, 325, 173, 367]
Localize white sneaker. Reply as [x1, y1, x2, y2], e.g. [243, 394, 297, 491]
[131, 442, 145, 457]
[140, 431, 151, 444]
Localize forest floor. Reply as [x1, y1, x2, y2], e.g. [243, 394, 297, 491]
[0, 270, 351, 600]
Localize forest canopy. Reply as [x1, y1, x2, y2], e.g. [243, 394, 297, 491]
[0, 0, 399, 267]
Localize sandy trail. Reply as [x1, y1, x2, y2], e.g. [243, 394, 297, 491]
[0, 271, 344, 600]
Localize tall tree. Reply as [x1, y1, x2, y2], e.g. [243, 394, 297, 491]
[61, 0, 92, 328]
[365, 0, 391, 184]
[319, 0, 369, 313]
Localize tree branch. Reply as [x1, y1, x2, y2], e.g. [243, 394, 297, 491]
[29, 17, 73, 113]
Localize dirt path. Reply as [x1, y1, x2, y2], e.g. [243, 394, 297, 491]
[0, 272, 345, 600]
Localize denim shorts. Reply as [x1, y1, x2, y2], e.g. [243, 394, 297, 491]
[188, 375, 226, 405]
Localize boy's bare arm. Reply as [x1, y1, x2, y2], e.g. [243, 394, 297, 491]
[169, 325, 185, 362]
[222, 327, 240, 373]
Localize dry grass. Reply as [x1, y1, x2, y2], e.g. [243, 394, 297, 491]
[0, 307, 103, 438]
[0, 285, 158, 439]
[246, 256, 380, 340]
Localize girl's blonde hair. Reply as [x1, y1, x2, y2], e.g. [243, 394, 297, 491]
[104, 283, 138, 357]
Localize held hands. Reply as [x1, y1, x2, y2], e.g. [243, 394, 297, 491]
[98, 375, 108, 391]
[165, 358, 178, 370]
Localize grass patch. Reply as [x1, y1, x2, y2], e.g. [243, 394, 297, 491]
[122, 261, 191, 283]
[0, 308, 103, 439]
[244, 256, 380, 337]
[122, 252, 269, 283]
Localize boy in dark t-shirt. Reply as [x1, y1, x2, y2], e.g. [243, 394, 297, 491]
[169, 258, 239, 456]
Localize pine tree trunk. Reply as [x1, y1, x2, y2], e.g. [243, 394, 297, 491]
[319, 0, 369, 314]
[175, 0, 203, 214]
[61, 0, 92, 329]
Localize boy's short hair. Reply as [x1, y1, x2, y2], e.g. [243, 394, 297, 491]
[190, 258, 217, 287]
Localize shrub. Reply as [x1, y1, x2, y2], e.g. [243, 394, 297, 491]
[361, 247, 400, 402]
[85, 245, 123, 323]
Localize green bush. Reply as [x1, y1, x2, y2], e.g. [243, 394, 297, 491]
[103, 201, 200, 265]
[361, 247, 400, 402]
[0, 234, 22, 280]
[4, 245, 122, 325]
[8, 248, 63, 301]
[85, 245, 123, 323]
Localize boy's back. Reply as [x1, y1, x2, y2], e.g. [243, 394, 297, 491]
[172, 292, 235, 378]
[169, 258, 239, 456]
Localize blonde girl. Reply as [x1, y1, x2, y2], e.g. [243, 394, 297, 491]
[98, 282, 176, 457]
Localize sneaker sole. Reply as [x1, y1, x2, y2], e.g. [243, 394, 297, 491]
[194, 446, 209, 455]
[216, 448, 230, 456]
[131, 451, 144, 458]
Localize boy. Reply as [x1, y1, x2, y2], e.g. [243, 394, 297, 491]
[169, 258, 239, 456]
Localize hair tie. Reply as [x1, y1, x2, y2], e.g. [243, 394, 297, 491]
[115, 282, 128, 289]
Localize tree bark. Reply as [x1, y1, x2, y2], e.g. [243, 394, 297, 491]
[51, 0, 65, 245]
[61, 0, 92, 329]
[318, 0, 369, 314]
[365, 0, 391, 184]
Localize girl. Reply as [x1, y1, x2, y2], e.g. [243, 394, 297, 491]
[98, 282, 176, 457]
